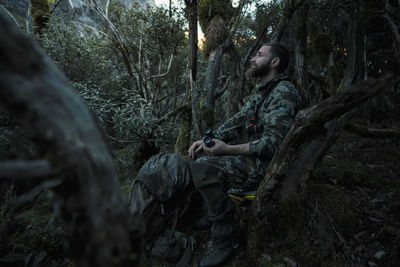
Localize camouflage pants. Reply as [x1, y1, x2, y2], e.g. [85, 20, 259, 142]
[192, 154, 267, 192]
[192, 155, 266, 238]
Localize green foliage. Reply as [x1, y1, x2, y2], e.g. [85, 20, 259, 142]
[38, 5, 186, 148]
[40, 18, 117, 89]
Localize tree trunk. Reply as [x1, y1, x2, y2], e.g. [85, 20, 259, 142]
[342, 0, 360, 90]
[0, 13, 140, 266]
[247, 73, 394, 260]
[30, 0, 50, 34]
[185, 0, 200, 139]
[203, 45, 224, 127]
[295, 1, 309, 96]
[271, 0, 306, 43]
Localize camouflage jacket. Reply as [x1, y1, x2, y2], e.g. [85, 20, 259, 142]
[214, 75, 301, 162]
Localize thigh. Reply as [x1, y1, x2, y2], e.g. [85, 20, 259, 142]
[192, 155, 266, 191]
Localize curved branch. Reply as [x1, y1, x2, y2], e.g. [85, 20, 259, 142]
[344, 123, 400, 138]
[151, 53, 174, 79]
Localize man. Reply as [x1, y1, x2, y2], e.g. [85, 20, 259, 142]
[188, 43, 302, 267]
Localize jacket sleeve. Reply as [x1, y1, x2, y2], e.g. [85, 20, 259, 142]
[249, 81, 301, 161]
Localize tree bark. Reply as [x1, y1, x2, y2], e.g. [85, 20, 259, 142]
[295, 1, 309, 94]
[0, 13, 140, 266]
[342, 0, 359, 90]
[185, 0, 200, 138]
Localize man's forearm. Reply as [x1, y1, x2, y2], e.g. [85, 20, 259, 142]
[226, 143, 250, 155]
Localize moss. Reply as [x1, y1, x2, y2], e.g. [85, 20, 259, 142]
[198, 0, 234, 33]
[203, 15, 227, 56]
[174, 112, 191, 157]
[174, 88, 192, 156]
[121, 183, 131, 194]
[30, 0, 51, 33]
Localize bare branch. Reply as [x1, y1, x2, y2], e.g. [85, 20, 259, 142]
[0, 4, 20, 26]
[105, 134, 141, 144]
[13, 179, 63, 207]
[344, 123, 400, 138]
[50, 0, 65, 14]
[155, 103, 189, 125]
[151, 53, 174, 79]
[0, 160, 53, 180]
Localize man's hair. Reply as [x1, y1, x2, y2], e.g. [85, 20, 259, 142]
[263, 43, 289, 73]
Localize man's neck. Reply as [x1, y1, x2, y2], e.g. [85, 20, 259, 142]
[259, 71, 278, 86]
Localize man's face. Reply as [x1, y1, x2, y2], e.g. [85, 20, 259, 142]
[245, 45, 274, 78]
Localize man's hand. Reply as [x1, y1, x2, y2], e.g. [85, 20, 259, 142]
[188, 140, 204, 159]
[203, 139, 229, 156]
[188, 138, 251, 159]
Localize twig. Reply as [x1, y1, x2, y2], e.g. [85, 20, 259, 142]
[344, 123, 400, 138]
[318, 200, 347, 246]
[105, 134, 141, 144]
[50, 0, 65, 14]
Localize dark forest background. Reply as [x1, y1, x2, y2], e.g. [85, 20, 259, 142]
[0, 0, 399, 266]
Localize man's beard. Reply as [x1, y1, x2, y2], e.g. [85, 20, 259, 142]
[245, 59, 271, 78]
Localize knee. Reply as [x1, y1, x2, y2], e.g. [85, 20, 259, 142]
[192, 157, 219, 189]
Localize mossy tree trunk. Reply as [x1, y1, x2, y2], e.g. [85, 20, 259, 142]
[174, 89, 192, 156]
[0, 13, 140, 266]
[30, 0, 50, 34]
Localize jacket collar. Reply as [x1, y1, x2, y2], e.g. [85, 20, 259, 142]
[257, 74, 289, 91]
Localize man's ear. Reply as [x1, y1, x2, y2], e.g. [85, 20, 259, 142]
[271, 57, 280, 69]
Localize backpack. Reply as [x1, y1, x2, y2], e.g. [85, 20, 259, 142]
[129, 153, 195, 266]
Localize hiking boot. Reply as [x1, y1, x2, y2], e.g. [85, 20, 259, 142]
[198, 239, 233, 267]
[192, 216, 212, 231]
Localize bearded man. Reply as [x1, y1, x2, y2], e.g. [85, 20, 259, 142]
[188, 43, 302, 267]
